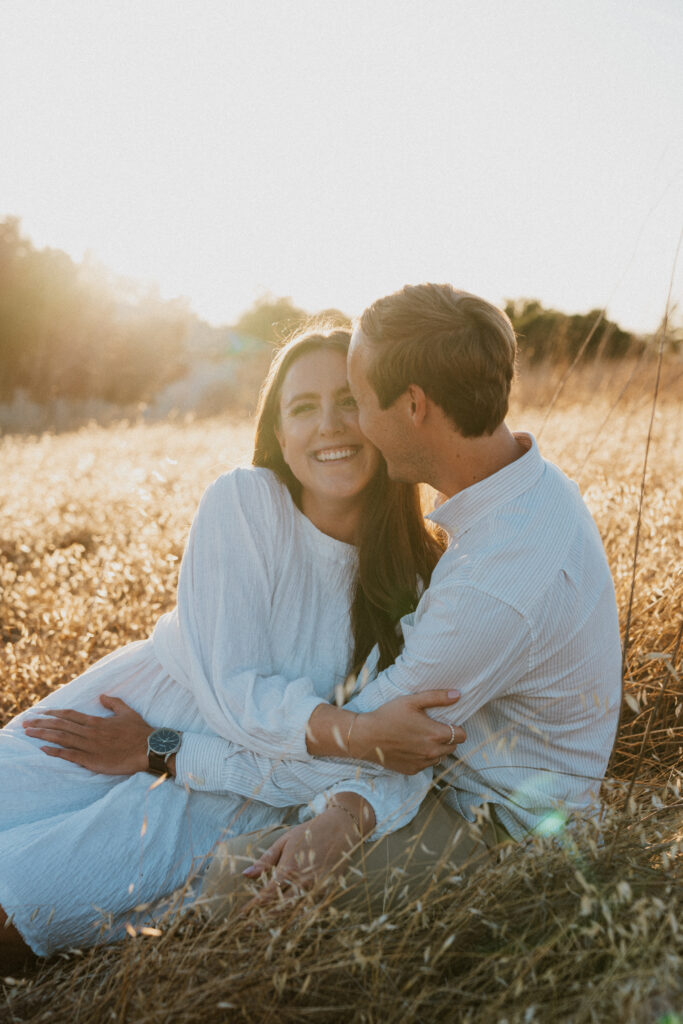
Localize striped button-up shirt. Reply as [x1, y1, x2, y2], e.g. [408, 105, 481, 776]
[349, 433, 622, 838]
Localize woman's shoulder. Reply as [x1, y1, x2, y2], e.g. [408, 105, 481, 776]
[204, 465, 293, 523]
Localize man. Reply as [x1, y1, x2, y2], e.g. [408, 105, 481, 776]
[204, 283, 622, 910]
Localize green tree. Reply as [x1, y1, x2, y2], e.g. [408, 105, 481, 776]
[505, 299, 638, 364]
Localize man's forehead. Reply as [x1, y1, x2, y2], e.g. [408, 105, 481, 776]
[349, 326, 372, 364]
[347, 330, 368, 382]
[349, 324, 365, 353]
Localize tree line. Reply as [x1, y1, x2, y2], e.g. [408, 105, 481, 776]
[504, 298, 639, 364]
[232, 294, 644, 365]
[1, 216, 653, 413]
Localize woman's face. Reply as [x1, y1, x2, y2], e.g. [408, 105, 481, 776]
[276, 347, 381, 512]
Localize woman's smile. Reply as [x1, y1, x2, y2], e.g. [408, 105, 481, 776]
[312, 445, 362, 463]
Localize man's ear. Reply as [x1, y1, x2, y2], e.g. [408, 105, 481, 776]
[406, 385, 428, 426]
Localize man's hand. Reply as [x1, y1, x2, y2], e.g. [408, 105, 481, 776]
[350, 690, 466, 774]
[241, 794, 375, 910]
[22, 695, 154, 775]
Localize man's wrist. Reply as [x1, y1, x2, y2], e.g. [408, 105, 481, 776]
[145, 728, 181, 777]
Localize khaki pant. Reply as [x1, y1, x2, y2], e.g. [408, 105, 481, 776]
[201, 789, 512, 919]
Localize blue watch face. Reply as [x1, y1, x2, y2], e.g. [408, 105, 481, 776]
[150, 728, 181, 755]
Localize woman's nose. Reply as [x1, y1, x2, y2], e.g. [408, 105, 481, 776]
[319, 403, 344, 435]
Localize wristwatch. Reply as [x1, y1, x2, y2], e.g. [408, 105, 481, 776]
[146, 727, 182, 775]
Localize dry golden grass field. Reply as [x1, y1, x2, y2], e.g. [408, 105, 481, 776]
[1, 355, 682, 1023]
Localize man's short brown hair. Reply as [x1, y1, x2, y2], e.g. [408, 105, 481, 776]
[358, 283, 517, 437]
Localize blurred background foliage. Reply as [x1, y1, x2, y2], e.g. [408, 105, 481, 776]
[0, 217, 188, 406]
[505, 298, 640, 364]
[1, 216, 676, 434]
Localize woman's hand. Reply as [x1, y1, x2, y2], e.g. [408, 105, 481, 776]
[351, 690, 466, 774]
[241, 796, 374, 909]
[22, 695, 154, 776]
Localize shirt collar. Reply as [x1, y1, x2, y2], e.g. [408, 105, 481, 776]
[427, 432, 544, 540]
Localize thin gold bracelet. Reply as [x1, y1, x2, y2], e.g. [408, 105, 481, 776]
[327, 798, 363, 838]
[346, 713, 359, 757]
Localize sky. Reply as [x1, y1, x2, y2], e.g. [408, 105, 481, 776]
[1, 0, 681, 333]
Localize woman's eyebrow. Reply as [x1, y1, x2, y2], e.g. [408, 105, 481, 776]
[285, 391, 319, 406]
[285, 385, 351, 407]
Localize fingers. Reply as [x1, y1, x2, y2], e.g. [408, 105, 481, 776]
[99, 695, 130, 713]
[240, 872, 306, 915]
[438, 721, 467, 748]
[412, 689, 461, 709]
[24, 721, 89, 750]
[242, 835, 288, 879]
[41, 745, 86, 766]
[24, 708, 94, 727]
[239, 841, 308, 915]
[22, 709, 112, 751]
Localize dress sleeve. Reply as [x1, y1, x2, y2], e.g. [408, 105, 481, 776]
[174, 730, 431, 839]
[152, 469, 326, 759]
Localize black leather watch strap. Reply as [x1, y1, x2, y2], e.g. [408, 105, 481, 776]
[148, 750, 169, 775]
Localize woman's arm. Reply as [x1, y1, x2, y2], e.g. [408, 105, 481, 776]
[305, 690, 464, 771]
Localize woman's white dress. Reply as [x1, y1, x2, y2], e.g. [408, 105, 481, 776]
[0, 469, 428, 956]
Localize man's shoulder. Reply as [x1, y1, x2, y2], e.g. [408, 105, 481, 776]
[433, 462, 607, 615]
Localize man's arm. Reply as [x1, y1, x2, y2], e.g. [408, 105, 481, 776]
[306, 583, 530, 765]
[172, 727, 432, 839]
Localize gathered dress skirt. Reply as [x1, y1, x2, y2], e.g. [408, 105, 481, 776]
[0, 639, 286, 957]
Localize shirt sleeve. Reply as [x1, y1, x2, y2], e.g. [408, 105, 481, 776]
[346, 582, 531, 724]
[174, 731, 431, 839]
[152, 470, 327, 758]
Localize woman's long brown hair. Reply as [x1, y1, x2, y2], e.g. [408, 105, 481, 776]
[253, 325, 444, 677]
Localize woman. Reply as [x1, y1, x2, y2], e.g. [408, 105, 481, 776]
[0, 326, 460, 966]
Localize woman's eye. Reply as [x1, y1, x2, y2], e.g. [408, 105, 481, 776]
[291, 403, 315, 416]
[340, 395, 358, 409]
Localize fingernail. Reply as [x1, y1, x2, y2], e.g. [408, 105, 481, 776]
[242, 866, 258, 876]
[448, 690, 460, 699]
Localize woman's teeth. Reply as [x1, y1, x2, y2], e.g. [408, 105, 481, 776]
[314, 447, 359, 462]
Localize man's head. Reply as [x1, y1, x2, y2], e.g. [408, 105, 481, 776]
[348, 284, 517, 481]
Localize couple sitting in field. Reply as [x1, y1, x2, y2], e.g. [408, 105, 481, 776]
[0, 283, 622, 967]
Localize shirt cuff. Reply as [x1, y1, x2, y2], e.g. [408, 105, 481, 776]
[299, 772, 430, 841]
[173, 732, 238, 791]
